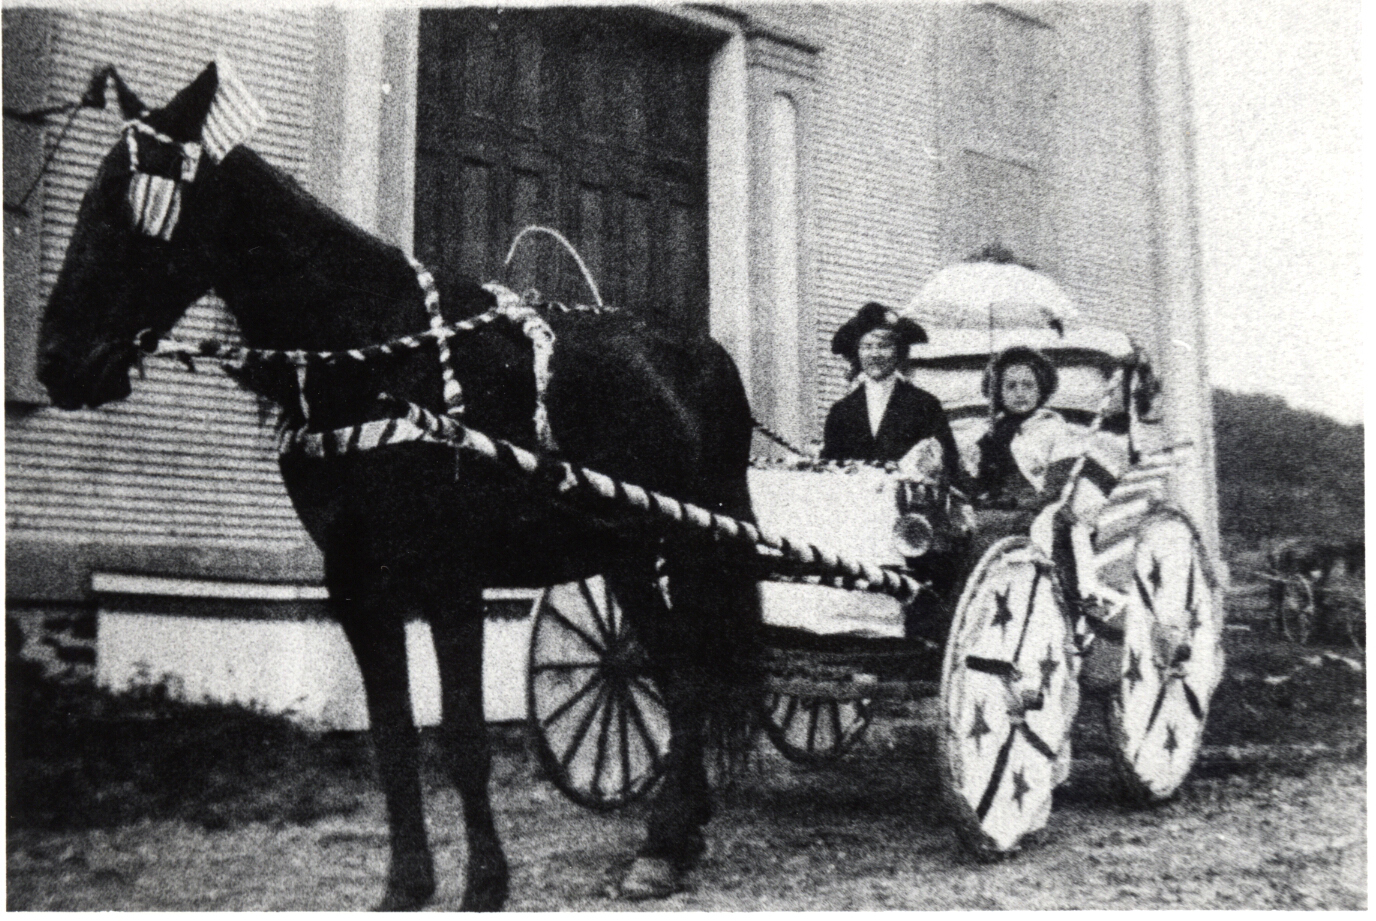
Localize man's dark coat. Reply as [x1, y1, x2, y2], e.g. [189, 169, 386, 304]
[821, 378, 962, 478]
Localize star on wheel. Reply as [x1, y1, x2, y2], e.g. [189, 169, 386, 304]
[968, 701, 992, 748]
[1148, 557, 1163, 593]
[1011, 768, 1031, 809]
[1038, 646, 1059, 691]
[992, 588, 1014, 631]
[1163, 724, 1179, 757]
[1124, 649, 1143, 690]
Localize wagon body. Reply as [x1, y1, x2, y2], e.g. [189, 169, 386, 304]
[527, 319, 1225, 858]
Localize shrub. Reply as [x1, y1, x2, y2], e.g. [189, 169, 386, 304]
[7, 647, 369, 831]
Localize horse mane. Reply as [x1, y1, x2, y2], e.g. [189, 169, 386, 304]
[210, 147, 493, 353]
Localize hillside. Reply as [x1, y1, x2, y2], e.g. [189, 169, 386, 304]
[1212, 389, 1364, 544]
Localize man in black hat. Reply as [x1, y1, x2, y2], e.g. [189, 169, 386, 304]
[821, 302, 961, 481]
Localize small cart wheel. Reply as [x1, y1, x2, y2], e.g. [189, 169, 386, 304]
[1276, 573, 1317, 644]
[1105, 508, 1225, 805]
[762, 692, 871, 764]
[1323, 573, 1365, 654]
[939, 536, 1079, 859]
[527, 576, 670, 811]
[1343, 596, 1366, 654]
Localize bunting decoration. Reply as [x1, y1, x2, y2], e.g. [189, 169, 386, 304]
[201, 55, 266, 161]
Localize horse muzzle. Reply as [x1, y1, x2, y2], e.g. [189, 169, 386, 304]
[37, 339, 136, 409]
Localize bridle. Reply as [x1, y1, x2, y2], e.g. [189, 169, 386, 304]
[121, 119, 203, 241]
[3, 65, 136, 217]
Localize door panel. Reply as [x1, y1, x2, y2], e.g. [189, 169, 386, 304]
[417, 9, 713, 340]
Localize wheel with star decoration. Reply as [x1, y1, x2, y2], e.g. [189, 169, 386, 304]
[527, 575, 671, 811]
[1104, 507, 1225, 805]
[938, 536, 1080, 858]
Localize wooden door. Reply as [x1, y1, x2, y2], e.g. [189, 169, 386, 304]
[416, 9, 714, 341]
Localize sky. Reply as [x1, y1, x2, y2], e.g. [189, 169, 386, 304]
[1186, 0, 1363, 425]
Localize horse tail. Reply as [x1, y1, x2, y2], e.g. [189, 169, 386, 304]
[661, 338, 763, 772]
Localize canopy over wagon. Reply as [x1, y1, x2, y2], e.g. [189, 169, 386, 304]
[532, 296, 1223, 855]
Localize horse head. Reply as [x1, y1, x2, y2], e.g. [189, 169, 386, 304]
[38, 60, 258, 409]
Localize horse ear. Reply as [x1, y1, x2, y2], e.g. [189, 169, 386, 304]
[145, 61, 219, 143]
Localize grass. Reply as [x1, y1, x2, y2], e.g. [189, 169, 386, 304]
[7, 654, 373, 832]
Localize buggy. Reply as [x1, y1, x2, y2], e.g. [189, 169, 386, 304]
[527, 322, 1227, 857]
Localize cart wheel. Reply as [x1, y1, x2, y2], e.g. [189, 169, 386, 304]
[1344, 598, 1365, 654]
[939, 536, 1079, 858]
[1105, 508, 1225, 805]
[1276, 573, 1316, 644]
[1324, 580, 1364, 654]
[762, 692, 871, 764]
[527, 576, 670, 811]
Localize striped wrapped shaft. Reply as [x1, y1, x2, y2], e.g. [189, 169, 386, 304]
[391, 399, 926, 603]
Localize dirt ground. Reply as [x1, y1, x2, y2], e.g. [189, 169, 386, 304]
[7, 586, 1366, 911]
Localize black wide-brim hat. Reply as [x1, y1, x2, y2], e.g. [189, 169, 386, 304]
[831, 302, 928, 361]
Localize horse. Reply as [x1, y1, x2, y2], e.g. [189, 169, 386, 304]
[37, 60, 762, 911]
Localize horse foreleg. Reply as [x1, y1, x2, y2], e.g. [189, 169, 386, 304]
[430, 598, 510, 911]
[339, 606, 435, 911]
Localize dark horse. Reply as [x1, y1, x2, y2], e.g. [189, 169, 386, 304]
[37, 62, 761, 910]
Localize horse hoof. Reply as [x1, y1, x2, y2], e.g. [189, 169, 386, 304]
[373, 867, 436, 912]
[618, 857, 681, 901]
[372, 887, 433, 912]
[459, 876, 510, 912]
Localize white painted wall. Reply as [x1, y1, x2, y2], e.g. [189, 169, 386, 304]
[97, 600, 536, 730]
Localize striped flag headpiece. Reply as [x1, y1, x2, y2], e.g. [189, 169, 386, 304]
[121, 54, 265, 241]
[200, 54, 266, 162]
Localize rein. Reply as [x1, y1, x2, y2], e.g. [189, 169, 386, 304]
[136, 259, 616, 457]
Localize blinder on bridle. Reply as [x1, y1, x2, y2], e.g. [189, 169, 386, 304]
[123, 121, 202, 241]
[3, 56, 264, 239]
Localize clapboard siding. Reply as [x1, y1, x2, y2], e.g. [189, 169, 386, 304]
[796, 5, 944, 430]
[758, 5, 1166, 437]
[5, 11, 318, 563]
[1047, 6, 1161, 353]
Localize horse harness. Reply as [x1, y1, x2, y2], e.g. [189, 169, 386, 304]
[140, 271, 929, 604]
[142, 259, 607, 462]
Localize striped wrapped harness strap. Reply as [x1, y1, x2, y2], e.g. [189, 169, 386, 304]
[368, 398, 926, 603]
[141, 260, 609, 456]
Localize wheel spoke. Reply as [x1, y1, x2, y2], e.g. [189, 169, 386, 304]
[559, 682, 609, 774]
[805, 701, 821, 752]
[621, 682, 667, 778]
[591, 683, 614, 799]
[975, 730, 1018, 822]
[1181, 680, 1204, 721]
[540, 668, 601, 732]
[601, 577, 622, 642]
[629, 673, 665, 708]
[544, 603, 605, 656]
[618, 682, 634, 794]
[1134, 569, 1155, 614]
[1184, 557, 1195, 612]
[966, 656, 1016, 678]
[1017, 722, 1057, 761]
[1011, 568, 1043, 664]
[828, 701, 844, 749]
[780, 694, 800, 734]
[579, 579, 614, 643]
[1131, 677, 1172, 762]
[532, 661, 600, 674]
